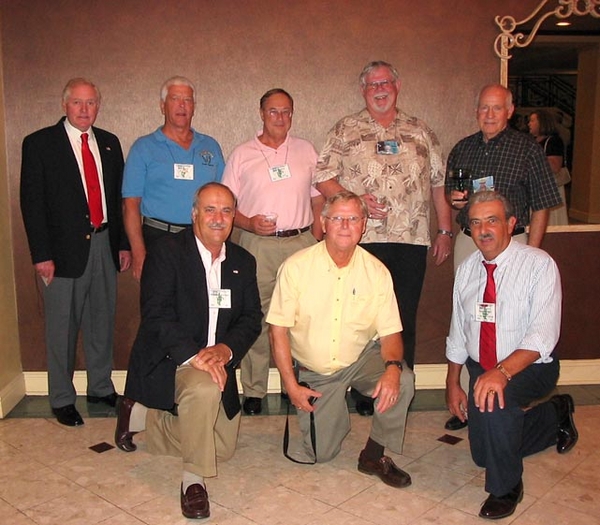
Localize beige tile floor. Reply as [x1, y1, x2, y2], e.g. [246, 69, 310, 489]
[1, 391, 599, 525]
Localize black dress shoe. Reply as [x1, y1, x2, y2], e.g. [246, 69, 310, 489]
[114, 396, 138, 452]
[243, 397, 262, 415]
[87, 392, 118, 407]
[550, 394, 578, 454]
[52, 404, 84, 427]
[445, 415, 468, 431]
[479, 479, 523, 520]
[357, 450, 412, 488]
[356, 399, 375, 416]
[351, 388, 374, 416]
[181, 483, 210, 519]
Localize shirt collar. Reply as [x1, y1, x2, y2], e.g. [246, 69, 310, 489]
[63, 118, 93, 141]
[478, 126, 510, 146]
[480, 238, 515, 266]
[195, 236, 227, 265]
[255, 130, 290, 150]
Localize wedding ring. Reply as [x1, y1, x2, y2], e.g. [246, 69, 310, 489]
[487, 389, 496, 396]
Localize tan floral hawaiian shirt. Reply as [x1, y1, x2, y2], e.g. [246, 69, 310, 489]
[315, 108, 445, 246]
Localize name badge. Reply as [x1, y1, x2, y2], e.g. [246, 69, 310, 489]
[174, 163, 194, 180]
[209, 289, 231, 309]
[472, 175, 494, 193]
[269, 164, 291, 182]
[475, 302, 496, 323]
[376, 140, 399, 155]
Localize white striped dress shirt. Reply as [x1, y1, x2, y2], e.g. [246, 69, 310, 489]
[446, 240, 562, 366]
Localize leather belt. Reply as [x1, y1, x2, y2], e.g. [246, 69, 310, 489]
[270, 226, 311, 238]
[462, 226, 525, 237]
[143, 217, 190, 233]
[91, 223, 109, 233]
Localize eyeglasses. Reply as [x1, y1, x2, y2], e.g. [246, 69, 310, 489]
[266, 109, 293, 118]
[364, 80, 394, 91]
[324, 216, 364, 225]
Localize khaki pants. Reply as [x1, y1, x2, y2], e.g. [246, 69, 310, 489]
[145, 366, 240, 478]
[238, 229, 316, 398]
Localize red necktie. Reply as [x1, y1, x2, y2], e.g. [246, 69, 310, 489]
[479, 262, 497, 370]
[81, 133, 104, 228]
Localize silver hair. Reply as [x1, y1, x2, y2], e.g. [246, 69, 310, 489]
[468, 191, 515, 220]
[321, 190, 368, 219]
[160, 76, 196, 102]
[359, 60, 399, 87]
[62, 78, 101, 104]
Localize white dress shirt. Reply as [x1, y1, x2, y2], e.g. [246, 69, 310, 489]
[446, 240, 562, 366]
[63, 119, 107, 222]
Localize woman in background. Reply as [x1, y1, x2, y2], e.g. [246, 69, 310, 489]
[528, 110, 569, 225]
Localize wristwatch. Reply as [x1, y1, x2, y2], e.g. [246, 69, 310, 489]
[384, 360, 403, 371]
[437, 229, 454, 238]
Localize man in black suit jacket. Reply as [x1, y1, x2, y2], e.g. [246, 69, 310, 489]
[20, 78, 131, 427]
[115, 182, 262, 520]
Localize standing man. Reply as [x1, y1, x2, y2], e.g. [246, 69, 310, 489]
[446, 84, 561, 267]
[122, 76, 225, 281]
[445, 191, 577, 520]
[222, 88, 323, 415]
[443, 84, 561, 431]
[20, 78, 131, 426]
[268, 191, 414, 487]
[115, 183, 262, 519]
[314, 60, 452, 414]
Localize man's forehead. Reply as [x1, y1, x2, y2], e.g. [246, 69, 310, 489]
[168, 84, 193, 95]
[365, 66, 393, 79]
[199, 190, 233, 206]
[68, 85, 97, 100]
[263, 94, 292, 108]
[469, 201, 503, 219]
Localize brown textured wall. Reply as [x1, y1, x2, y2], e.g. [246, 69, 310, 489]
[2, 0, 558, 370]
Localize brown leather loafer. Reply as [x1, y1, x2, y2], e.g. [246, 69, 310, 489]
[357, 451, 412, 488]
[114, 396, 138, 452]
[181, 483, 210, 519]
[479, 479, 523, 520]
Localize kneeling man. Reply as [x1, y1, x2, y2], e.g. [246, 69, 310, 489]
[115, 183, 262, 519]
[268, 191, 414, 487]
[445, 191, 578, 520]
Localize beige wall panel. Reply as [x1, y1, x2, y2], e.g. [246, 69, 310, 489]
[1, 0, 543, 369]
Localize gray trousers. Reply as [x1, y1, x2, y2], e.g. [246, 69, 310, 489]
[292, 340, 415, 463]
[43, 230, 116, 408]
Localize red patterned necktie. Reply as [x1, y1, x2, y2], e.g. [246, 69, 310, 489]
[479, 262, 497, 370]
[81, 133, 103, 228]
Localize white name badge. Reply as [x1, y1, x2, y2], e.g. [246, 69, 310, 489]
[269, 164, 291, 182]
[475, 302, 496, 323]
[174, 163, 194, 180]
[209, 289, 231, 309]
[473, 175, 494, 193]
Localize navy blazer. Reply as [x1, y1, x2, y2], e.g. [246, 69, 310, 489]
[20, 117, 127, 277]
[124, 229, 262, 419]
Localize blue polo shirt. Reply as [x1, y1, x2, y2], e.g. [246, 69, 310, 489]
[122, 127, 225, 224]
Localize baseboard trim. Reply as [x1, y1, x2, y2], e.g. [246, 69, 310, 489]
[19, 359, 600, 396]
[0, 373, 26, 418]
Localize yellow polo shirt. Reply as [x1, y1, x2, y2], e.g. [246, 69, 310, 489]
[266, 241, 402, 375]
